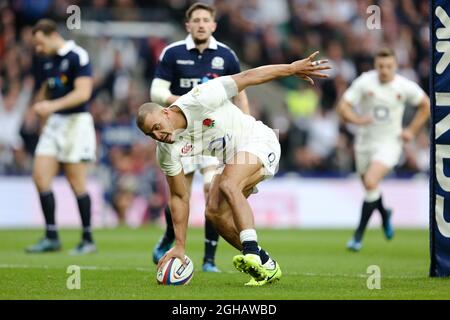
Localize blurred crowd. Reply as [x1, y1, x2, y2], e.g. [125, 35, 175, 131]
[0, 0, 430, 221]
[208, 0, 430, 176]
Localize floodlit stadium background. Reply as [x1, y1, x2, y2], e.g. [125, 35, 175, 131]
[0, 0, 429, 229]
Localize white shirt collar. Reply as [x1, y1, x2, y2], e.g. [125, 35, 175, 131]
[185, 34, 218, 51]
[57, 40, 75, 56]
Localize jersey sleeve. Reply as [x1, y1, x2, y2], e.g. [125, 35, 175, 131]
[154, 48, 174, 83]
[403, 79, 426, 106]
[73, 50, 92, 78]
[343, 74, 365, 106]
[188, 76, 238, 111]
[226, 49, 241, 75]
[156, 143, 183, 176]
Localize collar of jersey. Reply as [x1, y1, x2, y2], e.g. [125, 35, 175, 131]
[185, 35, 218, 51]
[57, 40, 76, 56]
[168, 104, 190, 140]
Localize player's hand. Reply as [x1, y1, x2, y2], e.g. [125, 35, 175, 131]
[400, 128, 415, 143]
[291, 51, 331, 85]
[354, 115, 373, 126]
[156, 245, 186, 270]
[33, 100, 57, 118]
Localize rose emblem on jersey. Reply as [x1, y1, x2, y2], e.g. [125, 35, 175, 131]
[203, 118, 215, 128]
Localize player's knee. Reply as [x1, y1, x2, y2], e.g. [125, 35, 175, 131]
[203, 183, 211, 197]
[205, 208, 217, 224]
[363, 175, 378, 191]
[32, 170, 50, 191]
[219, 178, 239, 200]
[66, 176, 86, 195]
[205, 194, 220, 215]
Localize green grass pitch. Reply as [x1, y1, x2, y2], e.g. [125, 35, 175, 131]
[1, 226, 449, 299]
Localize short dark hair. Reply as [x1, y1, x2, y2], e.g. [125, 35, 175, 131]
[136, 102, 162, 131]
[375, 47, 396, 59]
[185, 2, 216, 21]
[32, 19, 58, 36]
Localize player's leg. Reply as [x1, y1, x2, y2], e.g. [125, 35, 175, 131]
[26, 155, 61, 253]
[63, 162, 97, 255]
[216, 151, 278, 281]
[200, 164, 221, 272]
[205, 169, 281, 285]
[152, 171, 194, 264]
[362, 160, 394, 239]
[205, 173, 241, 250]
[349, 160, 391, 251]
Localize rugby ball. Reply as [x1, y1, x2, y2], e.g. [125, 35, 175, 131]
[156, 255, 194, 285]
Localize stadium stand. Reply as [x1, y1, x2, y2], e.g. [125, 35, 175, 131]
[0, 0, 430, 223]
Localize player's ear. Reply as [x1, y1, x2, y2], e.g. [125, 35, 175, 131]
[211, 21, 217, 33]
[185, 22, 191, 33]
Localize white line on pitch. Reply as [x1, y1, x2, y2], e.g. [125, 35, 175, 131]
[0, 264, 426, 279]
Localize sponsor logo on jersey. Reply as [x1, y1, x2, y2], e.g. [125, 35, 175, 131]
[201, 73, 219, 83]
[47, 74, 68, 89]
[176, 59, 195, 65]
[60, 59, 69, 71]
[211, 56, 224, 70]
[180, 78, 201, 88]
[373, 106, 389, 121]
[268, 152, 276, 166]
[181, 143, 193, 155]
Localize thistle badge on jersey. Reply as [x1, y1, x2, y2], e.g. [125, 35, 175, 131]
[203, 118, 215, 128]
[211, 57, 224, 70]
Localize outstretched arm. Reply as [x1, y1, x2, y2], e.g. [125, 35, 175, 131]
[157, 171, 190, 268]
[150, 78, 180, 106]
[233, 89, 250, 114]
[231, 51, 330, 92]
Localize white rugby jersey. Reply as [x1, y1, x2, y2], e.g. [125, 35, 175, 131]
[157, 76, 271, 176]
[343, 70, 425, 150]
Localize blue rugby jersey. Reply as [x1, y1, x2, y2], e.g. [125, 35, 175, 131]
[37, 40, 93, 114]
[154, 35, 241, 95]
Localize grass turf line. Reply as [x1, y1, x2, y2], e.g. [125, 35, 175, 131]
[0, 227, 449, 299]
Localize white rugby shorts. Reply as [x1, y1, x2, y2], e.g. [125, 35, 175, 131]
[181, 155, 220, 175]
[355, 142, 402, 175]
[218, 122, 281, 179]
[35, 112, 96, 163]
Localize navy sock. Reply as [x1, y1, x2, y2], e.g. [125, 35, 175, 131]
[354, 200, 378, 242]
[259, 248, 270, 265]
[204, 218, 219, 264]
[77, 193, 93, 243]
[39, 191, 58, 240]
[159, 206, 175, 247]
[376, 196, 389, 227]
[242, 240, 259, 256]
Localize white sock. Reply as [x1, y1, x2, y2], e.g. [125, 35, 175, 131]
[240, 229, 257, 243]
[365, 189, 381, 202]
